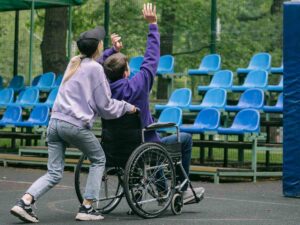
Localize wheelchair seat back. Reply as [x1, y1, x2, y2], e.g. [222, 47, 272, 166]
[101, 113, 142, 167]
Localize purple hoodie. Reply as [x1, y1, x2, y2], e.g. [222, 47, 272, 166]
[97, 24, 160, 142]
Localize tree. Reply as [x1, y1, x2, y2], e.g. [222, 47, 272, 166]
[40, 7, 68, 75]
[271, 0, 284, 14]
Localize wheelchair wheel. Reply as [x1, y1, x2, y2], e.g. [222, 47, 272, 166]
[74, 154, 124, 214]
[171, 193, 183, 215]
[124, 143, 176, 218]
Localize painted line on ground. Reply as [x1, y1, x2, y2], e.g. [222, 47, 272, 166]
[0, 179, 72, 189]
[205, 196, 299, 207]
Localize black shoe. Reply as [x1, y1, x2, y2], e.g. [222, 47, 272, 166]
[10, 199, 39, 223]
[75, 205, 104, 221]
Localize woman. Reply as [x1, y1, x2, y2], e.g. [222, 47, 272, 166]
[10, 26, 135, 223]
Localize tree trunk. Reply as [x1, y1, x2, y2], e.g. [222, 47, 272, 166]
[157, 1, 176, 100]
[271, 0, 284, 15]
[41, 7, 68, 75]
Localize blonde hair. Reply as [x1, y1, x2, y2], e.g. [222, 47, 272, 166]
[62, 46, 101, 85]
[62, 55, 85, 84]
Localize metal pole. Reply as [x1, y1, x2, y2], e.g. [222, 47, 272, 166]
[210, 0, 217, 53]
[104, 0, 110, 49]
[13, 10, 19, 76]
[29, 0, 35, 85]
[68, 6, 73, 61]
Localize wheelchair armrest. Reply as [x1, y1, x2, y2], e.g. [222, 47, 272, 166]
[145, 122, 176, 131]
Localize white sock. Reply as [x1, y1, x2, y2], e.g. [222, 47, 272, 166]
[22, 198, 31, 205]
[83, 204, 91, 209]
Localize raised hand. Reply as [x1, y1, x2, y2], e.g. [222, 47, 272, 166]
[110, 33, 123, 52]
[142, 3, 157, 24]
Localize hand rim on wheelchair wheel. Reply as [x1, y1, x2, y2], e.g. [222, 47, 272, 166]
[124, 142, 176, 219]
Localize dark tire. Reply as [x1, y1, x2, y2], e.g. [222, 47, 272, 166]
[124, 143, 176, 218]
[74, 154, 123, 214]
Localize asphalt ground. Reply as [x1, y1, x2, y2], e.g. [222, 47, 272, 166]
[0, 166, 299, 225]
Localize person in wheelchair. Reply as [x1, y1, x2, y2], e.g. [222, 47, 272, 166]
[98, 3, 204, 205]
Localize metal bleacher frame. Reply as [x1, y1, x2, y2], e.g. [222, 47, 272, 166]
[190, 131, 282, 183]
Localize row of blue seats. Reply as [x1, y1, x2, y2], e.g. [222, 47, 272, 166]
[158, 107, 260, 135]
[0, 87, 58, 108]
[129, 52, 283, 78]
[197, 70, 283, 92]
[155, 88, 283, 113]
[0, 104, 259, 135]
[188, 52, 282, 76]
[0, 105, 50, 127]
[0, 72, 62, 93]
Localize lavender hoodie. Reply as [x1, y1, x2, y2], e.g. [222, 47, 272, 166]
[97, 24, 160, 142]
[51, 58, 134, 129]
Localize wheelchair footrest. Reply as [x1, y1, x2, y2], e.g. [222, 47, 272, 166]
[183, 194, 204, 205]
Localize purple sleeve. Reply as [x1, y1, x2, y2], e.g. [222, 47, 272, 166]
[129, 24, 160, 92]
[96, 47, 117, 65]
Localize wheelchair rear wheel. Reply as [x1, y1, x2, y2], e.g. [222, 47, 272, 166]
[124, 143, 176, 218]
[74, 154, 124, 214]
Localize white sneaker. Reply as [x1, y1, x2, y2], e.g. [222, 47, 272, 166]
[182, 187, 205, 204]
[75, 205, 104, 221]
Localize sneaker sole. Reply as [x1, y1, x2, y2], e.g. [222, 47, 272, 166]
[10, 206, 39, 223]
[75, 213, 104, 221]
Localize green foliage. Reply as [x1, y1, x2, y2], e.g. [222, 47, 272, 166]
[0, 0, 285, 89]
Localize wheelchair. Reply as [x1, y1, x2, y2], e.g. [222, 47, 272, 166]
[74, 113, 202, 219]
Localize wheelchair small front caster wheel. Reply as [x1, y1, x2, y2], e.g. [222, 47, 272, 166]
[171, 193, 183, 215]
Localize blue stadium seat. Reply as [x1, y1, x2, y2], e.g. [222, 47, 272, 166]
[225, 88, 264, 112]
[0, 88, 14, 108]
[0, 105, 22, 127]
[263, 93, 283, 113]
[180, 108, 220, 134]
[270, 63, 283, 74]
[266, 76, 283, 92]
[156, 55, 174, 76]
[217, 109, 260, 134]
[31, 75, 41, 86]
[155, 88, 192, 111]
[237, 53, 271, 74]
[13, 105, 50, 127]
[36, 72, 55, 92]
[188, 54, 221, 76]
[53, 74, 63, 88]
[8, 75, 24, 92]
[34, 87, 58, 108]
[129, 56, 143, 79]
[157, 107, 182, 133]
[232, 70, 268, 91]
[10, 87, 39, 108]
[189, 88, 227, 111]
[197, 70, 233, 92]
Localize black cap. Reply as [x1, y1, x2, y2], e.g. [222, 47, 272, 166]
[76, 27, 106, 56]
[77, 26, 106, 42]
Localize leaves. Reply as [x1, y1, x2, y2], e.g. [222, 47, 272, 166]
[0, 0, 285, 86]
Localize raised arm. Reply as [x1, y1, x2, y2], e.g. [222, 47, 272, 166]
[129, 3, 160, 92]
